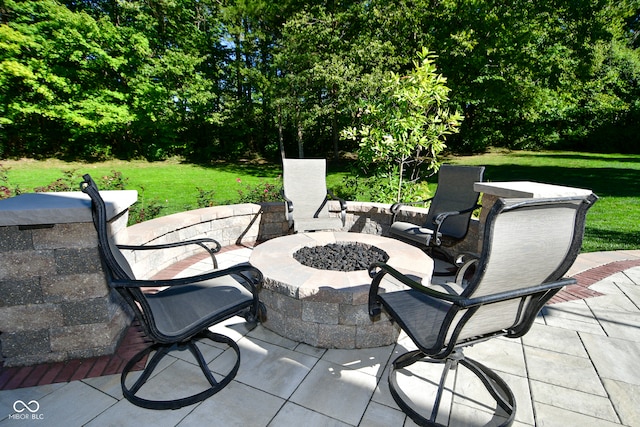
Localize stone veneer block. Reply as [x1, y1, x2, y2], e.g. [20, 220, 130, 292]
[250, 231, 433, 349]
[0, 190, 136, 367]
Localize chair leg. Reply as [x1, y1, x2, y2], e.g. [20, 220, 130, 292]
[120, 331, 241, 410]
[388, 350, 516, 427]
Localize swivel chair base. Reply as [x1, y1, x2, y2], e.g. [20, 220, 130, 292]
[389, 349, 516, 427]
[121, 330, 240, 410]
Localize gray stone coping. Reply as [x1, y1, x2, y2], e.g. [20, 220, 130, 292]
[474, 181, 593, 198]
[0, 190, 138, 226]
[250, 231, 433, 298]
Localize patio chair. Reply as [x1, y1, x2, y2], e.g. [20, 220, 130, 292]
[369, 193, 598, 426]
[282, 158, 346, 232]
[389, 165, 484, 257]
[81, 174, 265, 410]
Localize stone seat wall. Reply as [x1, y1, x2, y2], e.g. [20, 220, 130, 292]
[122, 200, 478, 279]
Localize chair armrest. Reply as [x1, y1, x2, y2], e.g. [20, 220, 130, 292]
[111, 263, 263, 295]
[281, 189, 294, 228]
[118, 238, 222, 269]
[368, 261, 464, 317]
[327, 190, 347, 225]
[429, 203, 481, 246]
[390, 198, 434, 222]
[280, 189, 294, 211]
[368, 260, 573, 318]
[458, 278, 575, 308]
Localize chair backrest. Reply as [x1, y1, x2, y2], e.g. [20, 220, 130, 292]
[282, 158, 331, 221]
[447, 194, 597, 346]
[427, 165, 485, 239]
[81, 175, 150, 324]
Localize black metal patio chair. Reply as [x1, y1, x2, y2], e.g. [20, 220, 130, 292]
[389, 165, 484, 267]
[369, 193, 597, 426]
[81, 174, 265, 410]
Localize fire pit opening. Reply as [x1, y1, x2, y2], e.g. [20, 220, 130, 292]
[293, 242, 389, 272]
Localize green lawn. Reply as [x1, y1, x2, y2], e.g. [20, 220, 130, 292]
[447, 149, 640, 252]
[2, 149, 639, 253]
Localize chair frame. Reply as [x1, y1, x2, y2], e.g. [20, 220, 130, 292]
[81, 174, 265, 410]
[369, 194, 598, 426]
[281, 158, 347, 232]
[390, 165, 485, 249]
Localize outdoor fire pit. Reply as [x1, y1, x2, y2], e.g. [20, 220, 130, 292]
[249, 231, 434, 349]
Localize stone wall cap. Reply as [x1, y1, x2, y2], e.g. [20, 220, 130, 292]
[0, 190, 138, 226]
[474, 181, 593, 199]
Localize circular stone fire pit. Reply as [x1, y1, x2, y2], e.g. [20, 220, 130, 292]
[249, 232, 434, 349]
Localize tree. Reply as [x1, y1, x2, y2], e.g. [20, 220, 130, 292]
[343, 48, 463, 202]
[0, 0, 139, 158]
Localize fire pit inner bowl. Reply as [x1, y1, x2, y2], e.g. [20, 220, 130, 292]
[293, 242, 389, 272]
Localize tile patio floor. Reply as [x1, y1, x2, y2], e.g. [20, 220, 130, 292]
[1, 248, 640, 427]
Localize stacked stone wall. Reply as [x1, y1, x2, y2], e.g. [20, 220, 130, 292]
[0, 217, 131, 366]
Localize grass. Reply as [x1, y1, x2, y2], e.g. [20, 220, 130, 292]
[1, 149, 639, 252]
[447, 149, 640, 252]
[1, 157, 283, 214]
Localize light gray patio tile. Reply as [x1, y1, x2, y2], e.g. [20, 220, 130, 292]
[586, 292, 638, 313]
[220, 337, 318, 399]
[84, 396, 192, 427]
[370, 358, 396, 410]
[31, 381, 117, 426]
[463, 337, 527, 378]
[524, 346, 606, 396]
[602, 378, 640, 427]
[621, 266, 640, 284]
[540, 300, 606, 335]
[294, 342, 327, 358]
[381, 357, 455, 425]
[0, 382, 66, 418]
[440, 402, 512, 427]
[448, 364, 531, 425]
[246, 324, 299, 350]
[171, 340, 225, 365]
[82, 373, 123, 400]
[321, 345, 394, 378]
[290, 359, 378, 425]
[370, 341, 418, 409]
[521, 323, 588, 358]
[588, 275, 627, 296]
[176, 381, 284, 427]
[533, 402, 621, 427]
[586, 296, 640, 341]
[619, 282, 640, 309]
[540, 299, 598, 324]
[494, 371, 533, 425]
[268, 402, 350, 427]
[580, 332, 640, 385]
[359, 401, 406, 427]
[208, 316, 255, 343]
[529, 379, 618, 421]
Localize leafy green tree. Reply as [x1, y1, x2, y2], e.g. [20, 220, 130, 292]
[343, 48, 463, 202]
[274, 2, 394, 158]
[0, 0, 139, 158]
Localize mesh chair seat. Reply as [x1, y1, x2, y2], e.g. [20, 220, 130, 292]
[146, 278, 254, 338]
